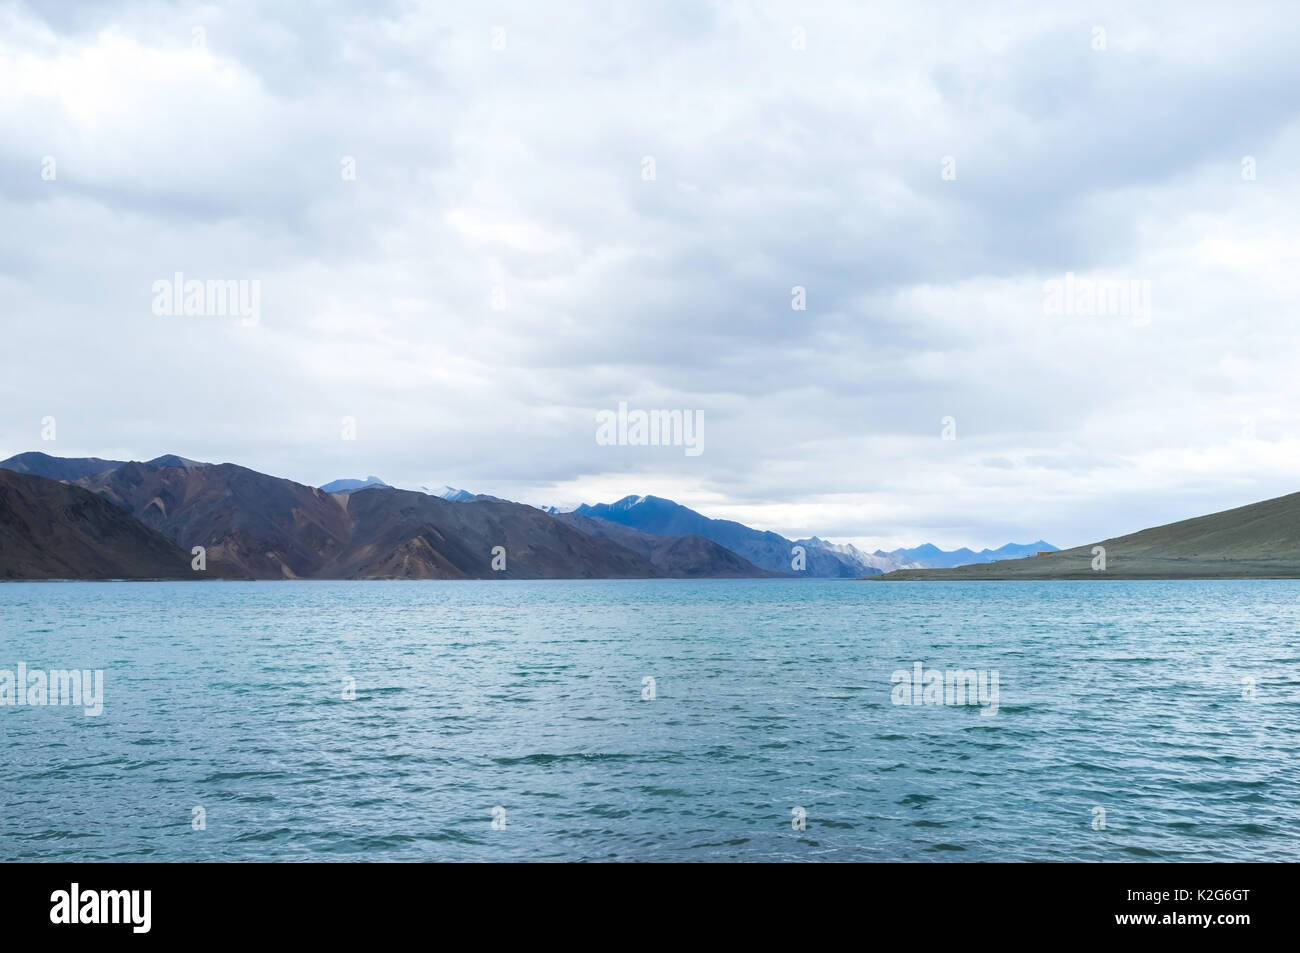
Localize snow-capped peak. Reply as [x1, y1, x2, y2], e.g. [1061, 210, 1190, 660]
[420, 484, 476, 502]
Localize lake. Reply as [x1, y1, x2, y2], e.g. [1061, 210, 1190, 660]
[1, 579, 1296, 861]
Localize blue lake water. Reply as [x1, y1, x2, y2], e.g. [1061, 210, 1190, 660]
[1, 579, 1297, 861]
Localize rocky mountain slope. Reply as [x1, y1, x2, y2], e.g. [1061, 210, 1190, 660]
[0, 469, 201, 580]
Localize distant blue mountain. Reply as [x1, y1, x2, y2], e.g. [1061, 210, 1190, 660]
[573, 495, 873, 577]
[985, 541, 1059, 560]
[319, 476, 390, 493]
[879, 540, 1058, 569]
[572, 495, 1054, 574]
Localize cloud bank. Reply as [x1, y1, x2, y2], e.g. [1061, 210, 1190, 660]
[3, 0, 1300, 549]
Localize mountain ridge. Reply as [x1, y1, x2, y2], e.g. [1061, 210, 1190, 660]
[0, 452, 1057, 580]
[0, 453, 776, 580]
[572, 494, 871, 577]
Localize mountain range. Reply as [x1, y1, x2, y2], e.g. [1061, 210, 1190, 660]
[0, 452, 1053, 581]
[877, 540, 1058, 569]
[566, 495, 1056, 576]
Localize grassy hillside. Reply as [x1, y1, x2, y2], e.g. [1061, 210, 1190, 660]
[876, 491, 1300, 580]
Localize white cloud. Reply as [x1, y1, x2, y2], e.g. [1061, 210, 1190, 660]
[4, 0, 1300, 550]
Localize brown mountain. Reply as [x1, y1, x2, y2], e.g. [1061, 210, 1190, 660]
[80, 461, 353, 579]
[330, 487, 662, 579]
[0, 469, 198, 580]
[74, 461, 675, 579]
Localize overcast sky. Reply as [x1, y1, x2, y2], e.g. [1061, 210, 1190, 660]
[3, 0, 1300, 550]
